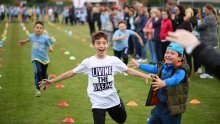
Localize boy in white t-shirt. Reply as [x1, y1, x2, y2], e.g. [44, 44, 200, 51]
[39, 31, 150, 124]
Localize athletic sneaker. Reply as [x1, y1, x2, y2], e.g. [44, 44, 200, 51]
[136, 59, 147, 63]
[35, 90, 41, 97]
[123, 72, 128, 76]
[200, 73, 213, 79]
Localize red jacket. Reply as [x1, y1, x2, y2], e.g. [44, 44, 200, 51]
[160, 19, 172, 41]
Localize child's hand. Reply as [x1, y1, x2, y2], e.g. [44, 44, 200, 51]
[128, 59, 140, 68]
[48, 47, 53, 52]
[39, 79, 53, 90]
[145, 75, 152, 85]
[18, 41, 26, 47]
[151, 75, 166, 91]
[120, 35, 127, 40]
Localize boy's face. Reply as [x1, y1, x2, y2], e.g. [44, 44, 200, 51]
[164, 50, 182, 65]
[34, 24, 44, 36]
[118, 23, 127, 32]
[93, 37, 108, 58]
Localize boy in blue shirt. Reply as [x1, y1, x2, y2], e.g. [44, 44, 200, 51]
[113, 20, 143, 66]
[18, 21, 53, 97]
[130, 42, 190, 124]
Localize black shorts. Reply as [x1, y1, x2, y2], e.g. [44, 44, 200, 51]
[92, 98, 126, 124]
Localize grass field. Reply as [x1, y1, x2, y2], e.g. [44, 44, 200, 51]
[0, 21, 220, 124]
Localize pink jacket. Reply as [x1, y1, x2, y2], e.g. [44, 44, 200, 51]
[143, 18, 153, 40]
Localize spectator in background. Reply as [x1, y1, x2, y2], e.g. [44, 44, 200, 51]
[197, 4, 219, 79]
[54, 7, 59, 23]
[135, 6, 148, 62]
[178, 8, 194, 75]
[36, 6, 41, 22]
[48, 7, 53, 22]
[190, 8, 203, 74]
[171, 4, 185, 31]
[152, 8, 162, 62]
[86, 3, 95, 35]
[93, 3, 101, 31]
[69, 5, 75, 25]
[143, 9, 157, 65]
[128, 7, 136, 55]
[160, 9, 172, 60]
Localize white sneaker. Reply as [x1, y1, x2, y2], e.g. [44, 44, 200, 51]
[35, 90, 41, 97]
[123, 72, 128, 76]
[200, 73, 213, 79]
[136, 59, 147, 63]
[206, 74, 213, 79]
[197, 68, 202, 74]
[136, 59, 142, 62]
[141, 59, 147, 62]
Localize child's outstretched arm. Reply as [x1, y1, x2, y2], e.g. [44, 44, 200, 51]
[129, 59, 157, 74]
[112, 35, 126, 42]
[18, 38, 30, 47]
[39, 70, 76, 90]
[125, 68, 151, 84]
[133, 32, 144, 46]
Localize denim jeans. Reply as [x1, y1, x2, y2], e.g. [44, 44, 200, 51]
[147, 114, 182, 124]
[140, 34, 147, 60]
[148, 40, 157, 64]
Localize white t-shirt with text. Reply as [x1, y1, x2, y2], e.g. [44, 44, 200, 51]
[73, 55, 128, 109]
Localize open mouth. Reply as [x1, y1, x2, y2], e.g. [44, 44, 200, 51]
[98, 49, 105, 52]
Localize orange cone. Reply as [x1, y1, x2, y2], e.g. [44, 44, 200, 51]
[58, 101, 69, 107]
[81, 38, 86, 42]
[60, 48, 65, 52]
[56, 84, 64, 88]
[127, 101, 138, 106]
[63, 118, 75, 123]
[190, 99, 201, 104]
[49, 74, 56, 79]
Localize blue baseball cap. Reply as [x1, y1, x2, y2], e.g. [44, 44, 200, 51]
[166, 43, 184, 55]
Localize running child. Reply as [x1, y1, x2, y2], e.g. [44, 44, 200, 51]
[39, 31, 150, 124]
[113, 20, 144, 66]
[18, 21, 53, 97]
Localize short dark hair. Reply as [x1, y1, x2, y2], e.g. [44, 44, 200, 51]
[118, 20, 127, 26]
[34, 21, 44, 28]
[91, 31, 108, 43]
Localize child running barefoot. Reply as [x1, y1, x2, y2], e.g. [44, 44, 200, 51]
[130, 42, 190, 124]
[18, 21, 53, 97]
[39, 31, 150, 124]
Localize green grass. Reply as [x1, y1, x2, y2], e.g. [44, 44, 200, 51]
[0, 21, 220, 124]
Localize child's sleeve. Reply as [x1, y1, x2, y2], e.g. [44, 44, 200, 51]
[164, 69, 186, 87]
[45, 35, 53, 47]
[139, 64, 157, 74]
[113, 57, 128, 73]
[73, 58, 89, 74]
[112, 30, 119, 39]
[129, 30, 135, 35]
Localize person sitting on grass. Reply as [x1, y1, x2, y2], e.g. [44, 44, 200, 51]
[18, 21, 53, 97]
[39, 31, 151, 124]
[130, 42, 190, 124]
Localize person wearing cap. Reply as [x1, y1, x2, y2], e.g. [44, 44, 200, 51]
[130, 42, 190, 124]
